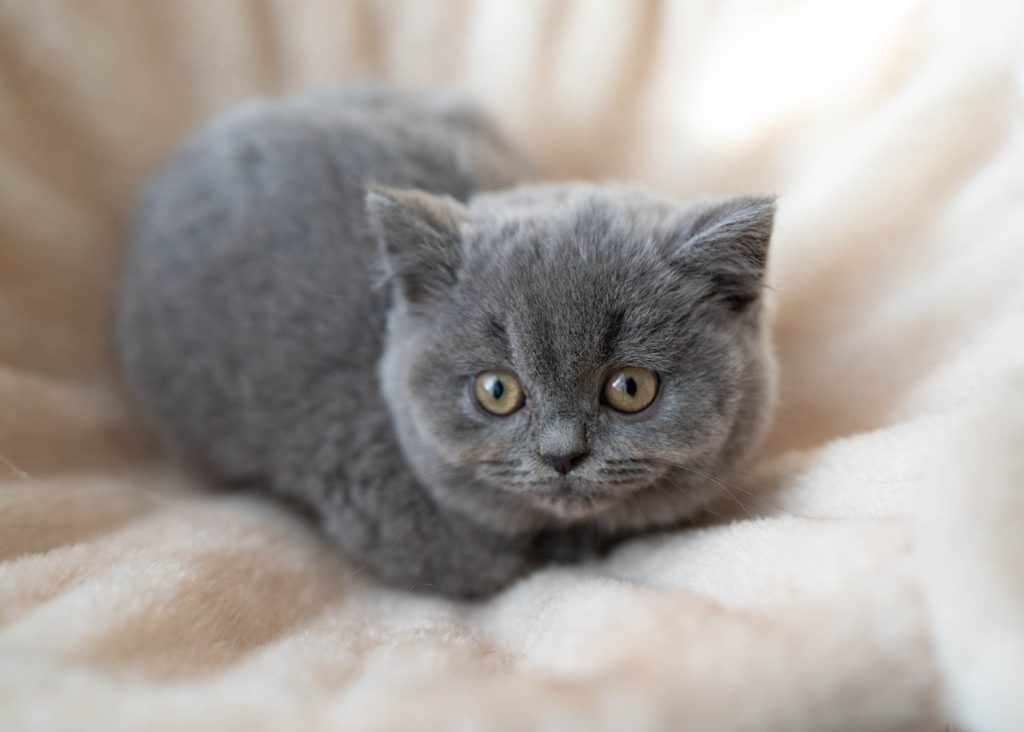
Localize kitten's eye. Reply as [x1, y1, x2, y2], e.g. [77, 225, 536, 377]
[603, 367, 658, 413]
[474, 370, 525, 416]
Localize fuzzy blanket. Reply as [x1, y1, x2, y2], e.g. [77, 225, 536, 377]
[2, 2, 1023, 730]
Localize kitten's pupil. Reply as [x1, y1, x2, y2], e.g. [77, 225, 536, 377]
[624, 377, 637, 397]
[491, 380, 504, 400]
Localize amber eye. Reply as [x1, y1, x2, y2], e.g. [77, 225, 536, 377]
[603, 367, 658, 413]
[474, 370, 525, 415]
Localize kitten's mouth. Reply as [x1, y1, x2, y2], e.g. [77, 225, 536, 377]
[476, 459, 666, 519]
[518, 475, 654, 519]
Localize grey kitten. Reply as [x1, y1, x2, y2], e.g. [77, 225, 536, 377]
[116, 87, 776, 598]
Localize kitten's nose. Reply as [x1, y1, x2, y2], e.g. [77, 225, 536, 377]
[538, 417, 588, 475]
[541, 450, 590, 476]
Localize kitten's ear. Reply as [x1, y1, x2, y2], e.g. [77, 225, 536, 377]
[666, 196, 776, 312]
[366, 187, 468, 304]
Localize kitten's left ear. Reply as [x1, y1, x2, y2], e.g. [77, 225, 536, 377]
[666, 196, 776, 312]
[366, 187, 469, 304]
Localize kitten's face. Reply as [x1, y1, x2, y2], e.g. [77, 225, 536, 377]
[370, 184, 775, 523]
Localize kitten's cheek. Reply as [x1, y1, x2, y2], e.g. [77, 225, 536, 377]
[428, 406, 503, 461]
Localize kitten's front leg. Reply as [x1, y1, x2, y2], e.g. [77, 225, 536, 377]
[318, 477, 537, 599]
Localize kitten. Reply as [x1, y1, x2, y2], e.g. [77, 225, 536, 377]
[116, 87, 776, 598]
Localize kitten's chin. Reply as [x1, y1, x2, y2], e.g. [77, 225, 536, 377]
[520, 480, 634, 520]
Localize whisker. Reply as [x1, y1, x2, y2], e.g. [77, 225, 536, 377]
[666, 462, 815, 520]
[413, 458, 515, 484]
[699, 501, 721, 518]
[0, 453, 30, 480]
[655, 464, 753, 522]
[669, 463, 757, 520]
[659, 472, 719, 520]
[626, 485, 643, 517]
[722, 479, 819, 520]
[409, 462, 463, 483]
[598, 468, 650, 477]
[651, 480, 700, 517]
[484, 469, 527, 478]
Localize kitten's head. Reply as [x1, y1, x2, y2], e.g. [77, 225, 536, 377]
[368, 183, 775, 527]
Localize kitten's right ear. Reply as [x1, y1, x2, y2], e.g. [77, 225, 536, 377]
[365, 187, 468, 304]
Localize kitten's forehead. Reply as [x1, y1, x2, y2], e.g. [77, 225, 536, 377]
[455, 207, 684, 386]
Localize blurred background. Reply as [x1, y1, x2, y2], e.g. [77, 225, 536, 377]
[2, 0, 948, 202]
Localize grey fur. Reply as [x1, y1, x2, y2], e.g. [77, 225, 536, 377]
[116, 87, 776, 598]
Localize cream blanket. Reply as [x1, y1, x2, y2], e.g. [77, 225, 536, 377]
[2, 2, 1023, 730]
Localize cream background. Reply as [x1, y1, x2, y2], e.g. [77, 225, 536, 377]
[2, 2, 1023, 730]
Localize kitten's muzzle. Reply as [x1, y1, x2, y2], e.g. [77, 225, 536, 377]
[540, 449, 590, 476]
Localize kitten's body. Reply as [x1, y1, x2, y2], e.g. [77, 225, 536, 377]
[117, 88, 776, 597]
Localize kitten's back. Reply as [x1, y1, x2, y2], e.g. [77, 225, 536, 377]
[116, 88, 527, 482]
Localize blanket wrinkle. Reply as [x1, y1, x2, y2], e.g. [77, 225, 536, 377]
[2, 1, 1023, 730]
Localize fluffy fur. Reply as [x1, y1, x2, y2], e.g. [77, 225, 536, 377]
[115, 88, 775, 597]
